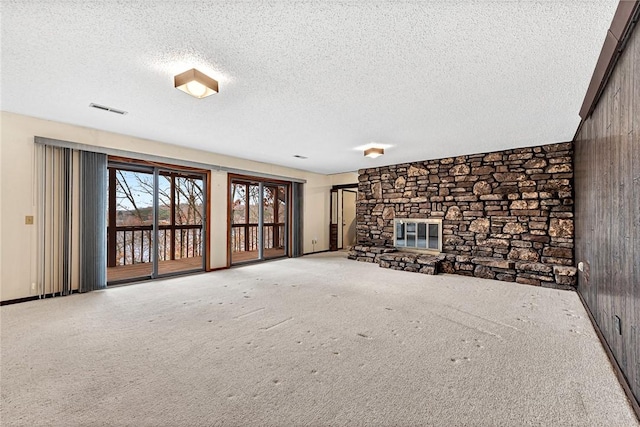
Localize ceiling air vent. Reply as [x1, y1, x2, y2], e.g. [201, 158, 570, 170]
[89, 103, 128, 115]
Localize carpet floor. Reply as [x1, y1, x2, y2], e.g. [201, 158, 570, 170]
[1, 252, 637, 426]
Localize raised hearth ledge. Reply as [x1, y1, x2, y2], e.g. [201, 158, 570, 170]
[348, 245, 576, 289]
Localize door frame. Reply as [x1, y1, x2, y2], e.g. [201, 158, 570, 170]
[227, 173, 292, 266]
[329, 183, 358, 251]
[107, 157, 210, 284]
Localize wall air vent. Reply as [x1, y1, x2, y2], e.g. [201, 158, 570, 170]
[89, 103, 128, 115]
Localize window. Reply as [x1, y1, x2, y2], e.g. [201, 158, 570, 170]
[394, 218, 442, 252]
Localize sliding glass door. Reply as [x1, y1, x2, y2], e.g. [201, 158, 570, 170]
[107, 167, 155, 282]
[157, 171, 205, 276]
[230, 177, 288, 265]
[107, 162, 206, 284]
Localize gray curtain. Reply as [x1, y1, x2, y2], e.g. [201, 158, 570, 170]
[291, 182, 304, 257]
[79, 151, 107, 292]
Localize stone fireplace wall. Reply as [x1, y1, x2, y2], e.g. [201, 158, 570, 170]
[354, 142, 576, 288]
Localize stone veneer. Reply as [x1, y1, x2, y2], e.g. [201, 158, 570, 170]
[350, 142, 577, 288]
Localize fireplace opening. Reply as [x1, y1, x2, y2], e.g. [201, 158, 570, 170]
[394, 218, 442, 253]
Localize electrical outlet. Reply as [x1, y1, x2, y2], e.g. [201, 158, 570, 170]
[25, 215, 34, 225]
[31, 282, 36, 291]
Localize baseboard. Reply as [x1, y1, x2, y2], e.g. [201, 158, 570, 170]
[303, 249, 331, 256]
[577, 290, 640, 422]
[1, 291, 77, 306]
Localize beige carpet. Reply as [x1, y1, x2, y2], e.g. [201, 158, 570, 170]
[1, 252, 637, 426]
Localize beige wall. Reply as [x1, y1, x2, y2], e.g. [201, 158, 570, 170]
[0, 111, 357, 301]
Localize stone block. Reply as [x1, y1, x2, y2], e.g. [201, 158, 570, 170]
[493, 172, 527, 182]
[474, 265, 496, 279]
[541, 257, 573, 266]
[472, 181, 492, 195]
[480, 194, 504, 201]
[549, 218, 573, 237]
[372, 182, 383, 199]
[469, 218, 490, 233]
[515, 262, 552, 273]
[472, 257, 514, 269]
[546, 164, 572, 173]
[419, 266, 437, 275]
[450, 164, 471, 175]
[510, 200, 528, 210]
[555, 275, 576, 286]
[507, 248, 540, 261]
[503, 222, 526, 234]
[542, 247, 572, 259]
[494, 185, 519, 195]
[394, 176, 406, 189]
[543, 142, 572, 152]
[553, 266, 577, 277]
[472, 166, 495, 175]
[457, 263, 474, 271]
[483, 152, 503, 162]
[523, 158, 547, 169]
[544, 179, 570, 190]
[511, 241, 533, 248]
[478, 238, 510, 248]
[511, 209, 541, 216]
[408, 165, 428, 177]
[445, 206, 463, 220]
[521, 234, 550, 243]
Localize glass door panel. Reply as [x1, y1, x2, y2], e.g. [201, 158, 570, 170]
[158, 173, 205, 276]
[230, 179, 288, 264]
[230, 182, 259, 263]
[107, 165, 206, 284]
[276, 186, 287, 255]
[264, 185, 286, 259]
[107, 168, 154, 283]
[231, 182, 247, 256]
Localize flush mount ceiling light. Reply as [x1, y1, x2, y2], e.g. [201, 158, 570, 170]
[174, 68, 218, 99]
[364, 147, 384, 158]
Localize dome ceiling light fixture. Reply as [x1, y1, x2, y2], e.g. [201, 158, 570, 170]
[364, 147, 384, 158]
[174, 68, 218, 99]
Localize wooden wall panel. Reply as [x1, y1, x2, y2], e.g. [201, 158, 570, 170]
[574, 19, 640, 406]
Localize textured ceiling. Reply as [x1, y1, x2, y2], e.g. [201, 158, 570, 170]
[1, 1, 618, 174]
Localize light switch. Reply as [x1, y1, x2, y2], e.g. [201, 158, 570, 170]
[25, 215, 34, 225]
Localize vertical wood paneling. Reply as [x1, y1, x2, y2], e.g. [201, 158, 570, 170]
[632, 20, 640, 397]
[574, 19, 640, 405]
